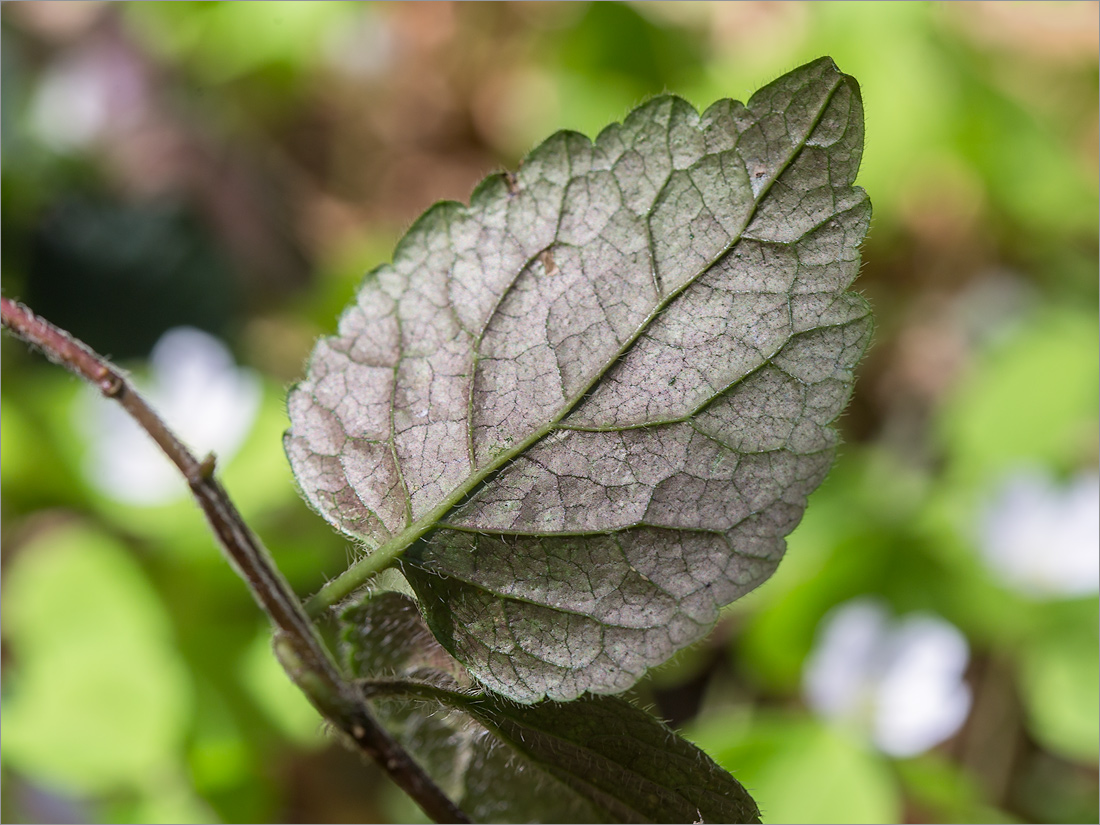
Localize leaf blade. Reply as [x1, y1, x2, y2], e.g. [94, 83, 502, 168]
[289, 57, 871, 701]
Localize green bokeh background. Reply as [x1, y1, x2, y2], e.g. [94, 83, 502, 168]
[2, 2, 1096, 823]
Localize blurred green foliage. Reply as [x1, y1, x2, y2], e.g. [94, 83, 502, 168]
[2, 2, 1097, 823]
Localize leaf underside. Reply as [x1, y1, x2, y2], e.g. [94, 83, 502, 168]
[287, 57, 872, 702]
[343, 591, 761, 824]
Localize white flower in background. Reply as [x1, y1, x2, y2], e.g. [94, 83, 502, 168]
[803, 598, 972, 758]
[81, 327, 261, 506]
[30, 44, 146, 153]
[978, 469, 1099, 599]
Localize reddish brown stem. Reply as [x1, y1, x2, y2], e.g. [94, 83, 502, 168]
[1, 296, 469, 824]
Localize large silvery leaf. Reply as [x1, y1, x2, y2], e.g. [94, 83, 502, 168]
[343, 591, 761, 824]
[287, 57, 871, 702]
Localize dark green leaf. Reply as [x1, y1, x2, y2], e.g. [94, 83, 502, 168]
[343, 591, 761, 824]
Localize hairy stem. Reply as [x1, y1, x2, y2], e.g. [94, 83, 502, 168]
[0, 297, 470, 825]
